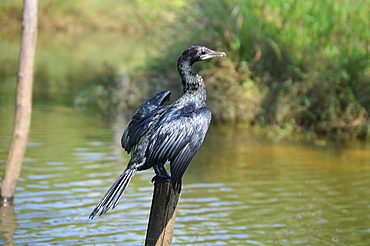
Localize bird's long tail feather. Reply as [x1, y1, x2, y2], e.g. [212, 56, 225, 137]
[89, 168, 136, 219]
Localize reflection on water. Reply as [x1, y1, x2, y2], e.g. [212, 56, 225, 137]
[0, 103, 370, 245]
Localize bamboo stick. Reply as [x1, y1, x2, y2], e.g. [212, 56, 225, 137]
[1, 0, 38, 200]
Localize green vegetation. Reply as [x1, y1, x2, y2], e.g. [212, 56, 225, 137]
[1, 0, 369, 139]
[139, 0, 370, 138]
[0, 0, 183, 34]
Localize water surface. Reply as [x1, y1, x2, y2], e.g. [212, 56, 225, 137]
[0, 103, 370, 245]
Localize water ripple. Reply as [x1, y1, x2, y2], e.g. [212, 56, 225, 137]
[1, 107, 370, 245]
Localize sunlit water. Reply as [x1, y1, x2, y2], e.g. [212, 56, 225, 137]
[1, 103, 370, 246]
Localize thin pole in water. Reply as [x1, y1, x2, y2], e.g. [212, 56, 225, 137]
[1, 0, 38, 201]
[145, 179, 181, 246]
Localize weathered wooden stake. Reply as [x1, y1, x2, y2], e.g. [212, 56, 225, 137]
[1, 0, 38, 200]
[145, 179, 181, 246]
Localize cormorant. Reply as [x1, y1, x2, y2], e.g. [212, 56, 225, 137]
[89, 46, 226, 219]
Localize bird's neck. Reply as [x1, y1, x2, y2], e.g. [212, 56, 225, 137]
[177, 59, 206, 96]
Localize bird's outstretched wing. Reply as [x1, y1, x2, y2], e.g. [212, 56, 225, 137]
[147, 105, 211, 187]
[121, 90, 171, 153]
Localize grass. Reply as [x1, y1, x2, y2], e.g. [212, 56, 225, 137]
[143, 0, 370, 138]
[0, 0, 185, 34]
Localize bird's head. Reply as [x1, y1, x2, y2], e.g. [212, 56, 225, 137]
[177, 46, 226, 93]
[181, 46, 226, 65]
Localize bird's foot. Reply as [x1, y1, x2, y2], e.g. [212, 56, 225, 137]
[151, 173, 171, 184]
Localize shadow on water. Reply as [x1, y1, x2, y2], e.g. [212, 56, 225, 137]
[1, 32, 370, 245]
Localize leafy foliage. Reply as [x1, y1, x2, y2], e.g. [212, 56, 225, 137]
[156, 0, 370, 138]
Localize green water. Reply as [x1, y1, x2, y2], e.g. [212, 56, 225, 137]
[1, 33, 370, 245]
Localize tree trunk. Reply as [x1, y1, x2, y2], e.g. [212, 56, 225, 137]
[1, 0, 38, 200]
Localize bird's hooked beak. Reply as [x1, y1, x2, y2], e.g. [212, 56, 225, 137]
[200, 49, 226, 60]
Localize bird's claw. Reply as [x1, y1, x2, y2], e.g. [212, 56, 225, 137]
[151, 174, 171, 184]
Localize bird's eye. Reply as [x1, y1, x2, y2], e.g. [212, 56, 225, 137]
[201, 50, 206, 55]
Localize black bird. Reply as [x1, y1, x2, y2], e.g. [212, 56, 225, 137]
[89, 46, 226, 219]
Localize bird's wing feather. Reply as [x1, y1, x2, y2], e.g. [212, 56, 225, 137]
[121, 90, 171, 153]
[147, 105, 211, 185]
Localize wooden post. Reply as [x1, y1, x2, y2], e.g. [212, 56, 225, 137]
[145, 179, 181, 246]
[1, 0, 38, 200]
